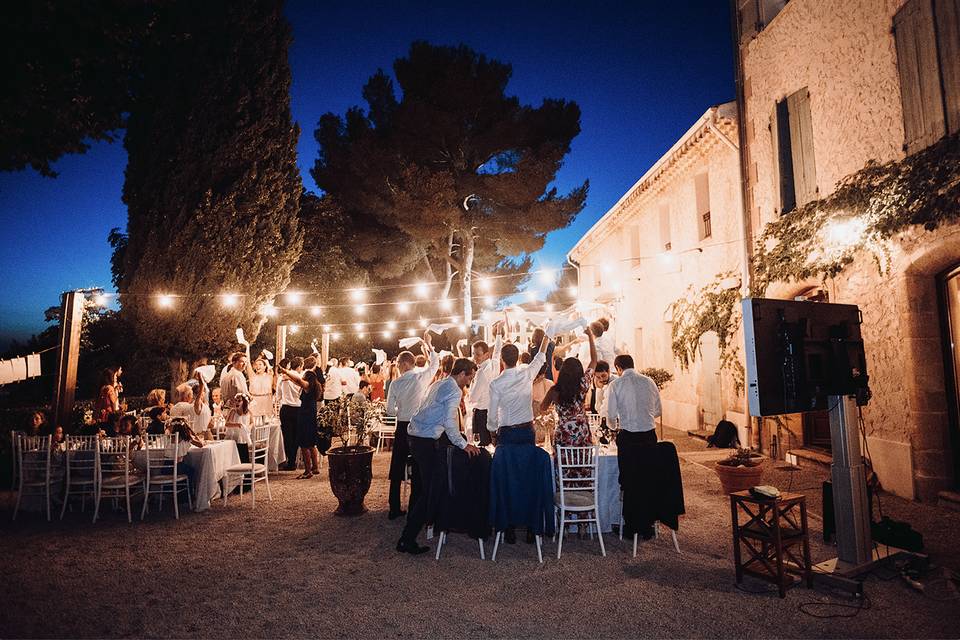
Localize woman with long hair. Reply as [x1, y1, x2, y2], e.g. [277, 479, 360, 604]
[278, 356, 324, 479]
[540, 330, 598, 454]
[94, 367, 120, 423]
[248, 357, 275, 423]
[368, 363, 385, 402]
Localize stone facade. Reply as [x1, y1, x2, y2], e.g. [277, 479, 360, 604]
[741, 0, 957, 500]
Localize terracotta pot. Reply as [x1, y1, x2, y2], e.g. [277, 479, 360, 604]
[714, 461, 765, 494]
[327, 445, 374, 516]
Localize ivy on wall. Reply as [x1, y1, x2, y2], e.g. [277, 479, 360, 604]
[668, 132, 960, 397]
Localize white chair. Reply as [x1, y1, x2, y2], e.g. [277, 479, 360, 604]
[554, 445, 606, 559]
[13, 435, 51, 521]
[223, 424, 272, 507]
[141, 434, 192, 520]
[10, 429, 23, 491]
[211, 417, 227, 441]
[491, 530, 544, 563]
[587, 413, 602, 440]
[94, 436, 142, 524]
[375, 416, 397, 453]
[434, 530, 486, 561]
[619, 493, 680, 557]
[60, 435, 99, 520]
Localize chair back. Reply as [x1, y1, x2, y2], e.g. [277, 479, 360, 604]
[211, 416, 227, 440]
[143, 434, 179, 479]
[379, 415, 397, 433]
[64, 435, 100, 481]
[555, 445, 600, 496]
[587, 413, 602, 440]
[98, 436, 132, 481]
[250, 425, 270, 466]
[17, 434, 51, 483]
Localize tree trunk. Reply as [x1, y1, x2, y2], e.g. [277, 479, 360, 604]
[440, 232, 455, 300]
[461, 231, 475, 330]
[169, 356, 188, 399]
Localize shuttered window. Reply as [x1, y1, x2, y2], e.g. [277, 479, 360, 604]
[695, 172, 711, 240]
[934, 0, 960, 135]
[659, 204, 671, 251]
[629, 225, 641, 267]
[894, 0, 947, 153]
[771, 88, 816, 215]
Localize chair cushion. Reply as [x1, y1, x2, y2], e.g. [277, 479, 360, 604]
[555, 490, 596, 508]
[225, 463, 267, 473]
[148, 474, 188, 484]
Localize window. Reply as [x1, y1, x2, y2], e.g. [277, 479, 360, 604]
[894, 0, 960, 155]
[771, 87, 817, 215]
[659, 204, 671, 251]
[738, 0, 789, 44]
[593, 265, 602, 288]
[695, 172, 711, 240]
[629, 225, 641, 268]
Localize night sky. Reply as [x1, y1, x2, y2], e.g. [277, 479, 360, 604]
[0, 0, 733, 347]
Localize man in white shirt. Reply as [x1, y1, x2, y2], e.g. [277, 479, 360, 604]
[487, 333, 549, 444]
[341, 360, 361, 396]
[220, 351, 252, 460]
[323, 361, 344, 402]
[469, 327, 503, 446]
[607, 354, 661, 447]
[398, 358, 480, 555]
[384, 332, 440, 519]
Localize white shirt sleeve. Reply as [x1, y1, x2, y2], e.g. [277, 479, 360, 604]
[487, 379, 500, 433]
[491, 335, 503, 368]
[385, 380, 399, 417]
[650, 378, 662, 418]
[524, 351, 547, 384]
[607, 380, 619, 428]
[442, 384, 467, 449]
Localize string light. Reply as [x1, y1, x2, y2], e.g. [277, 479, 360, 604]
[568, 286, 578, 297]
[538, 268, 556, 285]
[440, 299, 452, 311]
[387, 320, 397, 330]
[382, 330, 392, 339]
[354, 323, 364, 332]
[354, 304, 365, 315]
[415, 282, 429, 298]
[221, 293, 239, 308]
[406, 328, 416, 337]
[332, 332, 341, 340]
[396, 301, 410, 314]
[289, 325, 299, 334]
[157, 294, 174, 309]
[284, 291, 302, 305]
[478, 278, 491, 292]
[419, 318, 428, 328]
[310, 306, 322, 317]
[349, 288, 366, 302]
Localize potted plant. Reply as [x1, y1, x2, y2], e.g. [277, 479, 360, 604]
[714, 447, 765, 494]
[640, 367, 674, 439]
[320, 398, 379, 516]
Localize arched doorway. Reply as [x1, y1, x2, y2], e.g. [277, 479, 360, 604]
[938, 264, 960, 488]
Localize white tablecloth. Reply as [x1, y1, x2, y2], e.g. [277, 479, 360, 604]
[550, 446, 621, 533]
[133, 440, 241, 512]
[224, 421, 286, 472]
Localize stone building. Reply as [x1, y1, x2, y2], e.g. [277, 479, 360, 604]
[567, 102, 749, 443]
[570, 0, 959, 503]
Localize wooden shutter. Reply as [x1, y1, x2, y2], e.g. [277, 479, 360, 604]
[894, 0, 946, 153]
[695, 172, 711, 239]
[787, 89, 817, 206]
[771, 102, 796, 215]
[739, 0, 759, 44]
[659, 204, 671, 251]
[629, 225, 641, 267]
[935, 0, 960, 134]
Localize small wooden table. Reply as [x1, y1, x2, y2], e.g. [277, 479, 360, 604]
[730, 490, 813, 598]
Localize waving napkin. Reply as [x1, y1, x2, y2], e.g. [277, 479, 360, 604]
[194, 365, 216, 384]
[372, 349, 387, 365]
[235, 328, 248, 346]
[398, 337, 423, 350]
[427, 322, 459, 334]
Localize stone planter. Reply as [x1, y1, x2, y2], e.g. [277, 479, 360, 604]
[327, 445, 374, 516]
[715, 460, 765, 495]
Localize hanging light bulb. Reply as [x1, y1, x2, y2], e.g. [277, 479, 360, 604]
[157, 294, 174, 309]
[354, 323, 364, 333]
[310, 305, 322, 317]
[382, 330, 392, 339]
[387, 320, 397, 330]
[349, 288, 366, 302]
[418, 318, 428, 329]
[406, 328, 416, 337]
[289, 325, 300, 334]
[354, 304, 365, 315]
[478, 278, 492, 292]
[284, 291, 302, 305]
[415, 282, 429, 298]
[568, 285, 578, 297]
[440, 299, 453, 311]
[221, 293, 239, 308]
[538, 267, 556, 286]
[396, 301, 411, 314]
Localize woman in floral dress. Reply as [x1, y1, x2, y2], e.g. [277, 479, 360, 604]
[541, 330, 597, 478]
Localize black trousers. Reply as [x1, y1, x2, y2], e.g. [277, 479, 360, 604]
[389, 421, 421, 514]
[400, 435, 441, 544]
[279, 405, 300, 469]
[615, 429, 657, 486]
[473, 409, 492, 446]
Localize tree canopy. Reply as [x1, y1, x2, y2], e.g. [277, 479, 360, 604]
[117, 0, 303, 369]
[311, 41, 587, 326]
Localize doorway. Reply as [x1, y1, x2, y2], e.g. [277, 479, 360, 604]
[699, 332, 723, 430]
[938, 265, 960, 488]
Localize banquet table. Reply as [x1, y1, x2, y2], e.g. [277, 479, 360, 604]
[133, 440, 241, 512]
[223, 420, 287, 472]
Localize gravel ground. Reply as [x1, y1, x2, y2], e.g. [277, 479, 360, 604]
[1, 430, 958, 639]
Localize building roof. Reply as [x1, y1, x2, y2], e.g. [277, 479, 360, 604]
[568, 101, 738, 262]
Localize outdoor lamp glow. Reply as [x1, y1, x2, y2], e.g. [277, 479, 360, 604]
[310, 306, 322, 317]
[221, 293, 239, 308]
[478, 278, 492, 292]
[415, 282, 429, 298]
[397, 301, 411, 313]
[284, 291, 302, 305]
[289, 325, 299, 334]
[157, 294, 174, 308]
[825, 216, 867, 248]
[349, 288, 366, 302]
[538, 268, 555, 285]
[382, 330, 392, 339]
[354, 304, 366, 315]
[418, 318, 429, 328]
[387, 320, 397, 330]
[354, 323, 364, 332]
[440, 299, 453, 311]
[406, 328, 416, 336]
[323, 325, 331, 332]
[331, 332, 341, 340]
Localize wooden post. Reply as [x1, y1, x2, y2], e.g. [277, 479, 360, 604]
[276, 325, 287, 363]
[53, 290, 83, 428]
[321, 333, 330, 370]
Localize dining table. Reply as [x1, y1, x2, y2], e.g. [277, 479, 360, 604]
[222, 419, 287, 472]
[132, 439, 241, 512]
[543, 443, 622, 533]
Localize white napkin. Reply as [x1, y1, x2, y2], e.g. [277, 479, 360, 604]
[545, 315, 589, 338]
[235, 328, 248, 346]
[10, 358, 26, 381]
[427, 322, 458, 334]
[194, 365, 216, 384]
[372, 349, 386, 365]
[398, 337, 422, 350]
[26, 353, 41, 378]
[261, 349, 274, 362]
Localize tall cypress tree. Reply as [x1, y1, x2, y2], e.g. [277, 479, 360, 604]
[119, 0, 302, 379]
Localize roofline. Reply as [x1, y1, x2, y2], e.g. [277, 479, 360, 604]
[567, 101, 736, 261]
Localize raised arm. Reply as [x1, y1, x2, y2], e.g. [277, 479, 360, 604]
[540, 385, 557, 414]
[277, 366, 310, 391]
[587, 330, 598, 371]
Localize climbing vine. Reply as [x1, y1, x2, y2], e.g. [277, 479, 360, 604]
[669, 132, 960, 397]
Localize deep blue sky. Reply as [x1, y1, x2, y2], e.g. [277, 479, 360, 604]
[0, 0, 733, 347]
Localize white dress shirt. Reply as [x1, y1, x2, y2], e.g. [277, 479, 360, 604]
[341, 367, 361, 395]
[407, 377, 468, 449]
[278, 377, 302, 407]
[467, 335, 502, 411]
[171, 401, 212, 435]
[220, 367, 250, 427]
[606, 368, 661, 432]
[487, 350, 546, 432]
[323, 367, 344, 400]
[385, 350, 440, 421]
